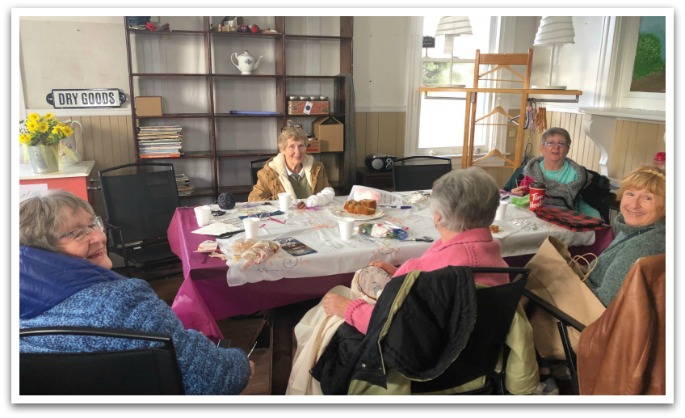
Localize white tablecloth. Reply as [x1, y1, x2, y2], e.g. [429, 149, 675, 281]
[213, 193, 594, 286]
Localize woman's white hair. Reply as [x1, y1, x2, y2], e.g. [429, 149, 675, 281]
[430, 167, 500, 233]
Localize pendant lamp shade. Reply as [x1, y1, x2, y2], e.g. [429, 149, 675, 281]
[534, 16, 575, 46]
[435, 16, 473, 55]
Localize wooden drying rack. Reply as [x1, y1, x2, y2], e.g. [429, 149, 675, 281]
[420, 86, 582, 169]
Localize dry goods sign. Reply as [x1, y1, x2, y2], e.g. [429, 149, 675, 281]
[46, 88, 127, 109]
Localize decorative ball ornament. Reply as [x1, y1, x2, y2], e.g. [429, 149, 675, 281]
[217, 192, 236, 210]
[250, 24, 260, 33]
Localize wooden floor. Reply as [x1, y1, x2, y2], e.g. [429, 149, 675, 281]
[148, 272, 278, 395]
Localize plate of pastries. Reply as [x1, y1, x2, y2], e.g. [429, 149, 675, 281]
[332, 199, 385, 220]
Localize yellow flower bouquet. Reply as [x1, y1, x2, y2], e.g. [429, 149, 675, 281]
[19, 112, 74, 146]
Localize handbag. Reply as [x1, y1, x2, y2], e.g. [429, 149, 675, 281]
[523, 236, 606, 360]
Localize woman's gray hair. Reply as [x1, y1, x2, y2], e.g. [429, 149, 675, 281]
[430, 167, 500, 233]
[278, 123, 308, 151]
[20, 189, 95, 252]
[541, 127, 572, 146]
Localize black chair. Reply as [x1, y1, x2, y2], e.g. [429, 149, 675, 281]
[250, 157, 270, 185]
[521, 288, 585, 395]
[312, 266, 531, 395]
[99, 162, 181, 278]
[20, 326, 184, 395]
[391, 155, 452, 191]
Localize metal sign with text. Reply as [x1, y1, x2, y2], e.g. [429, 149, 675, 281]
[46, 88, 127, 109]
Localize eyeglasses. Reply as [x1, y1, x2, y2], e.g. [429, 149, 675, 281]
[542, 141, 569, 148]
[58, 216, 105, 242]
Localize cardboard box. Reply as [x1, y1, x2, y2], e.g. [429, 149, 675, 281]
[135, 96, 163, 117]
[306, 137, 320, 153]
[287, 100, 329, 115]
[313, 116, 344, 152]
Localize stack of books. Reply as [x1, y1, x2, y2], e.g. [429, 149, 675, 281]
[175, 173, 194, 196]
[137, 125, 183, 158]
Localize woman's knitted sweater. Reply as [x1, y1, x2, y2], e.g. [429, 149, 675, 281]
[586, 215, 666, 306]
[19, 246, 251, 395]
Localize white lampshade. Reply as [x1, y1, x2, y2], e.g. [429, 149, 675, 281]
[534, 16, 575, 46]
[435, 16, 473, 55]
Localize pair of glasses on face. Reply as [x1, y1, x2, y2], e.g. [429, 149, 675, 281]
[542, 141, 569, 149]
[58, 216, 105, 242]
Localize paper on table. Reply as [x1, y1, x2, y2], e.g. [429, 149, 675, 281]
[192, 222, 242, 236]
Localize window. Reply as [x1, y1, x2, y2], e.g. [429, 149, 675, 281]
[416, 16, 494, 155]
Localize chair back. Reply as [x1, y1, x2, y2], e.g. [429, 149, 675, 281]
[250, 157, 270, 185]
[99, 163, 180, 244]
[412, 267, 529, 394]
[20, 327, 185, 395]
[392, 155, 452, 191]
[312, 266, 531, 395]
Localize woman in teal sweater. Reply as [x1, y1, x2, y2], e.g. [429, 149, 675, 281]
[586, 166, 666, 306]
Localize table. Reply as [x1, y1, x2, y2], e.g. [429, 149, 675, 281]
[19, 160, 95, 202]
[167, 194, 612, 342]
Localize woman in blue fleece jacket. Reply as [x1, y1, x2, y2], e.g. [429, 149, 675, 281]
[19, 190, 253, 395]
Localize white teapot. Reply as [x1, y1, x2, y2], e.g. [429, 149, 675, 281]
[231, 50, 263, 75]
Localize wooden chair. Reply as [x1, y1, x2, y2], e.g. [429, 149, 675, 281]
[463, 49, 533, 170]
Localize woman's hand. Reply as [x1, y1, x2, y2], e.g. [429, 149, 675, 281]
[322, 293, 352, 318]
[296, 201, 306, 209]
[369, 260, 397, 276]
[248, 360, 255, 379]
[510, 186, 529, 196]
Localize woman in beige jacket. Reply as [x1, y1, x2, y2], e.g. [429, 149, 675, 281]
[248, 123, 334, 207]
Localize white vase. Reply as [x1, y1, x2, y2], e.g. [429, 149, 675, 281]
[27, 144, 59, 174]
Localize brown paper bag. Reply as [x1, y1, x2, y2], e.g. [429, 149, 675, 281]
[523, 236, 606, 360]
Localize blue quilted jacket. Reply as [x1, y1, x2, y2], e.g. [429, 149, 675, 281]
[19, 246, 251, 395]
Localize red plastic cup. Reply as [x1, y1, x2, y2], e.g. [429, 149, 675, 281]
[529, 182, 546, 211]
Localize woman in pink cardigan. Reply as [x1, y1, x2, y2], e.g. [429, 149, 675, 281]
[322, 166, 509, 334]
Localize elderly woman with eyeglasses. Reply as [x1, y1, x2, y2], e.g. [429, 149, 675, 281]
[248, 122, 334, 208]
[19, 190, 253, 395]
[511, 127, 601, 218]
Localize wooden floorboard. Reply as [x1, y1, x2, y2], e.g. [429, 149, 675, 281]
[149, 272, 273, 395]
